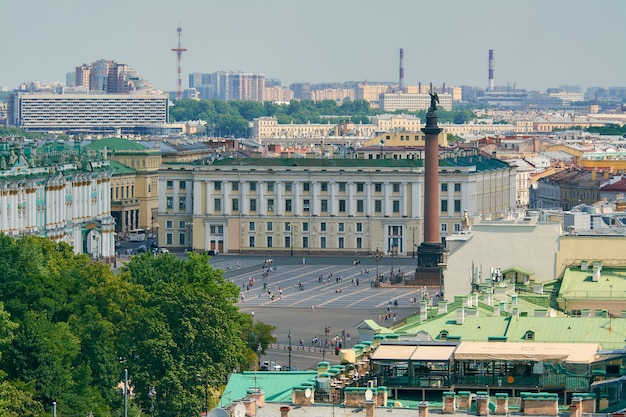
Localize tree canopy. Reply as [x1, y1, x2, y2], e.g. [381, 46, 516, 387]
[0, 234, 272, 416]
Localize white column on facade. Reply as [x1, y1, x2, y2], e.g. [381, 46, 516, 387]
[329, 182, 337, 216]
[347, 182, 355, 216]
[204, 180, 211, 215]
[222, 181, 229, 215]
[240, 180, 247, 215]
[293, 181, 300, 216]
[365, 182, 372, 216]
[383, 182, 391, 216]
[204, 219, 212, 250]
[193, 180, 201, 216]
[258, 181, 265, 215]
[311, 181, 319, 216]
[276, 181, 283, 216]
[401, 182, 408, 217]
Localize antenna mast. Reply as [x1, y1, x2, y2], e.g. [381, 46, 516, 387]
[171, 25, 187, 100]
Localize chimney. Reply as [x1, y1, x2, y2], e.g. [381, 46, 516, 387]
[457, 308, 465, 324]
[420, 300, 428, 321]
[399, 48, 404, 92]
[488, 49, 495, 91]
[280, 406, 291, 417]
[366, 400, 376, 417]
[438, 303, 448, 315]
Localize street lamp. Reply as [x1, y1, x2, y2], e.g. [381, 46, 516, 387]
[389, 246, 397, 282]
[288, 329, 292, 371]
[372, 249, 383, 286]
[409, 225, 418, 258]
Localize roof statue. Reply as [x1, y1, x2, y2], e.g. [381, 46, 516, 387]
[429, 92, 439, 112]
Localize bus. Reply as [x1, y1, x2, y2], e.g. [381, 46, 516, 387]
[128, 229, 147, 242]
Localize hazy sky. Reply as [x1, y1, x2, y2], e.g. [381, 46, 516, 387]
[1, 0, 624, 92]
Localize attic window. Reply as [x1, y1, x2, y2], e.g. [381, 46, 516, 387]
[525, 331, 535, 340]
[439, 330, 449, 340]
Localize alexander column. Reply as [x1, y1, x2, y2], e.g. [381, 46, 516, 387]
[416, 91, 445, 292]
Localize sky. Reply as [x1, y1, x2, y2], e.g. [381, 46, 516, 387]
[1, 0, 625, 93]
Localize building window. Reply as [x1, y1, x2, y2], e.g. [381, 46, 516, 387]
[249, 182, 257, 191]
[267, 236, 273, 248]
[210, 225, 224, 234]
[441, 200, 448, 212]
[356, 200, 364, 212]
[321, 200, 328, 212]
[374, 200, 382, 212]
[339, 182, 346, 192]
[570, 309, 581, 317]
[393, 183, 400, 192]
[267, 222, 273, 231]
[392, 200, 400, 213]
[267, 199, 274, 211]
[525, 331, 535, 340]
[338, 237, 345, 249]
[166, 181, 173, 189]
[321, 222, 327, 232]
[250, 199, 257, 212]
[339, 200, 346, 212]
[356, 237, 362, 248]
[166, 220, 173, 229]
[214, 198, 221, 211]
[302, 236, 309, 248]
[321, 182, 328, 192]
[320, 236, 327, 249]
[338, 223, 345, 232]
[166, 197, 173, 209]
[303, 182, 310, 192]
[267, 182, 274, 192]
[454, 223, 461, 232]
[441, 183, 448, 192]
[285, 199, 292, 211]
[232, 181, 239, 191]
[179, 181, 186, 189]
[214, 181, 221, 191]
[179, 220, 186, 229]
[441, 223, 448, 232]
[454, 199, 461, 212]
[356, 222, 363, 232]
[166, 233, 173, 245]
[374, 183, 382, 192]
[302, 222, 309, 232]
[439, 330, 448, 340]
[285, 222, 291, 232]
[303, 199, 310, 212]
[232, 199, 239, 211]
[179, 197, 186, 210]
[148, 183, 151, 193]
[285, 182, 292, 192]
[131, 185, 134, 197]
[179, 233, 186, 246]
[249, 222, 255, 231]
[454, 183, 461, 192]
[357, 183, 364, 192]
[284, 236, 291, 248]
[249, 236, 255, 247]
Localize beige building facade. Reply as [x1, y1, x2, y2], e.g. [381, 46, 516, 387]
[157, 156, 516, 254]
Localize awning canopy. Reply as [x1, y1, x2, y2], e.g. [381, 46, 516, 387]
[370, 344, 456, 362]
[453, 342, 602, 364]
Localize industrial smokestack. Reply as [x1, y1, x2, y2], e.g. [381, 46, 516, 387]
[488, 49, 495, 91]
[399, 48, 404, 92]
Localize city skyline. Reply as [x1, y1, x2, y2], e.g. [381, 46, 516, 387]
[1, 0, 625, 93]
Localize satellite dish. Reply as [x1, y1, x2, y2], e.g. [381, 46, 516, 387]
[304, 388, 312, 398]
[365, 389, 373, 401]
[233, 403, 246, 417]
[207, 408, 229, 417]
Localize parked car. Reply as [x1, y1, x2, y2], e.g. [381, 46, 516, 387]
[157, 248, 169, 254]
[281, 366, 298, 372]
[206, 249, 219, 256]
[136, 245, 148, 253]
[260, 361, 281, 371]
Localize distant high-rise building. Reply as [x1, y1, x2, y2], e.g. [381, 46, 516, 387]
[188, 71, 265, 101]
[74, 59, 152, 93]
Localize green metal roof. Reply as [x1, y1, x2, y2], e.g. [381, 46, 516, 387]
[85, 137, 148, 151]
[560, 266, 626, 301]
[108, 160, 137, 175]
[218, 371, 318, 406]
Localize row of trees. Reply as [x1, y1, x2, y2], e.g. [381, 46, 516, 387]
[0, 235, 274, 416]
[168, 99, 478, 138]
